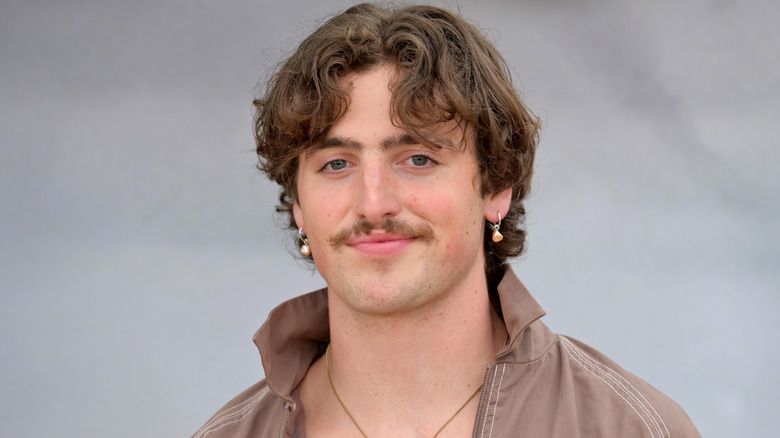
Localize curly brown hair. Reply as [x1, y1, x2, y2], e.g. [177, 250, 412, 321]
[254, 3, 539, 285]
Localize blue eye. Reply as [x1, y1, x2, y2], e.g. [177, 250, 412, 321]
[327, 159, 348, 171]
[410, 155, 430, 166]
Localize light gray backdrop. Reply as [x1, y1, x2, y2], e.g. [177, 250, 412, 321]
[1, 0, 777, 436]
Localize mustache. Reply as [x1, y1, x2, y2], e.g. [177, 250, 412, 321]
[328, 218, 435, 248]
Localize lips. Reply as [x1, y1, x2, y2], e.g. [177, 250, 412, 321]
[346, 232, 415, 257]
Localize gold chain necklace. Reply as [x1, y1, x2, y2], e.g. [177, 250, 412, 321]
[325, 344, 483, 438]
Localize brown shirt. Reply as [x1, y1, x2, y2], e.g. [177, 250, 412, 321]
[193, 268, 701, 437]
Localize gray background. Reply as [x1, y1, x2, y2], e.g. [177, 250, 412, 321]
[1, 0, 778, 436]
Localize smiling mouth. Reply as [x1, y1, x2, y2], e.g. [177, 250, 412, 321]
[347, 232, 414, 245]
[347, 235, 416, 257]
[328, 218, 435, 249]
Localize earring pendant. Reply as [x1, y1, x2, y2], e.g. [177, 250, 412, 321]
[298, 228, 311, 256]
[491, 212, 504, 243]
[492, 225, 503, 243]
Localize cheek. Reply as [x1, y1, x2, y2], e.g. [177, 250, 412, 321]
[299, 182, 345, 226]
[298, 186, 351, 261]
[411, 189, 485, 240]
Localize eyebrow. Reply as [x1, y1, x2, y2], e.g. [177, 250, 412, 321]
[307, 133, 455, 158]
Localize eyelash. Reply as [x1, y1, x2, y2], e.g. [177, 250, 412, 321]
[320, 159, 350, 172]
[406, 153, 438, 167]
[317, 153, 439, 174]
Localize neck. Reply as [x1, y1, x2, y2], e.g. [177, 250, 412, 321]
[301, 274, 506, 437]
[330, 289, 501, 387]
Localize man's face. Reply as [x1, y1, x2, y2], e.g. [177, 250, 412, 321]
[293, 64, 510, 316]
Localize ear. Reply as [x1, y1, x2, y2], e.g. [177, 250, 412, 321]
[292, 201, 304, 230]
[484, 187, 512, 223]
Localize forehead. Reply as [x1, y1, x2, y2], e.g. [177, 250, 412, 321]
[313, 64, 471, 154]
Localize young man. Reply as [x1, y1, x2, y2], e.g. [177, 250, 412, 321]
[194, 4, 700, 437]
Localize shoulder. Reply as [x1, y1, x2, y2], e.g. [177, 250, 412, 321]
[552, 334, 701, 437]
[192, 379, 285, 438]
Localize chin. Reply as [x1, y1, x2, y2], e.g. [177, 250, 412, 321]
[337, 271, 444, 315]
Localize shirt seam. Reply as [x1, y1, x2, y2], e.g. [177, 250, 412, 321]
[486, 363, 506, 438]
[478, 364, 499, 438]
[193, 386, 271, 438]
[558, 335, 670, 438]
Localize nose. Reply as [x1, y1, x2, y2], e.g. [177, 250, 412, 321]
[353, 164, 402, 224]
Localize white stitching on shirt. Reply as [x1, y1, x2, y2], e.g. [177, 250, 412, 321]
[193, 386, 270, 438]
[560, 336, 660, 437]
[479, 365, 499, 438]
[197, 390, 265, 436]
[562, 337, 666, 437]
[486, 363, 506, 438]
[559, 336, 670, 438]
